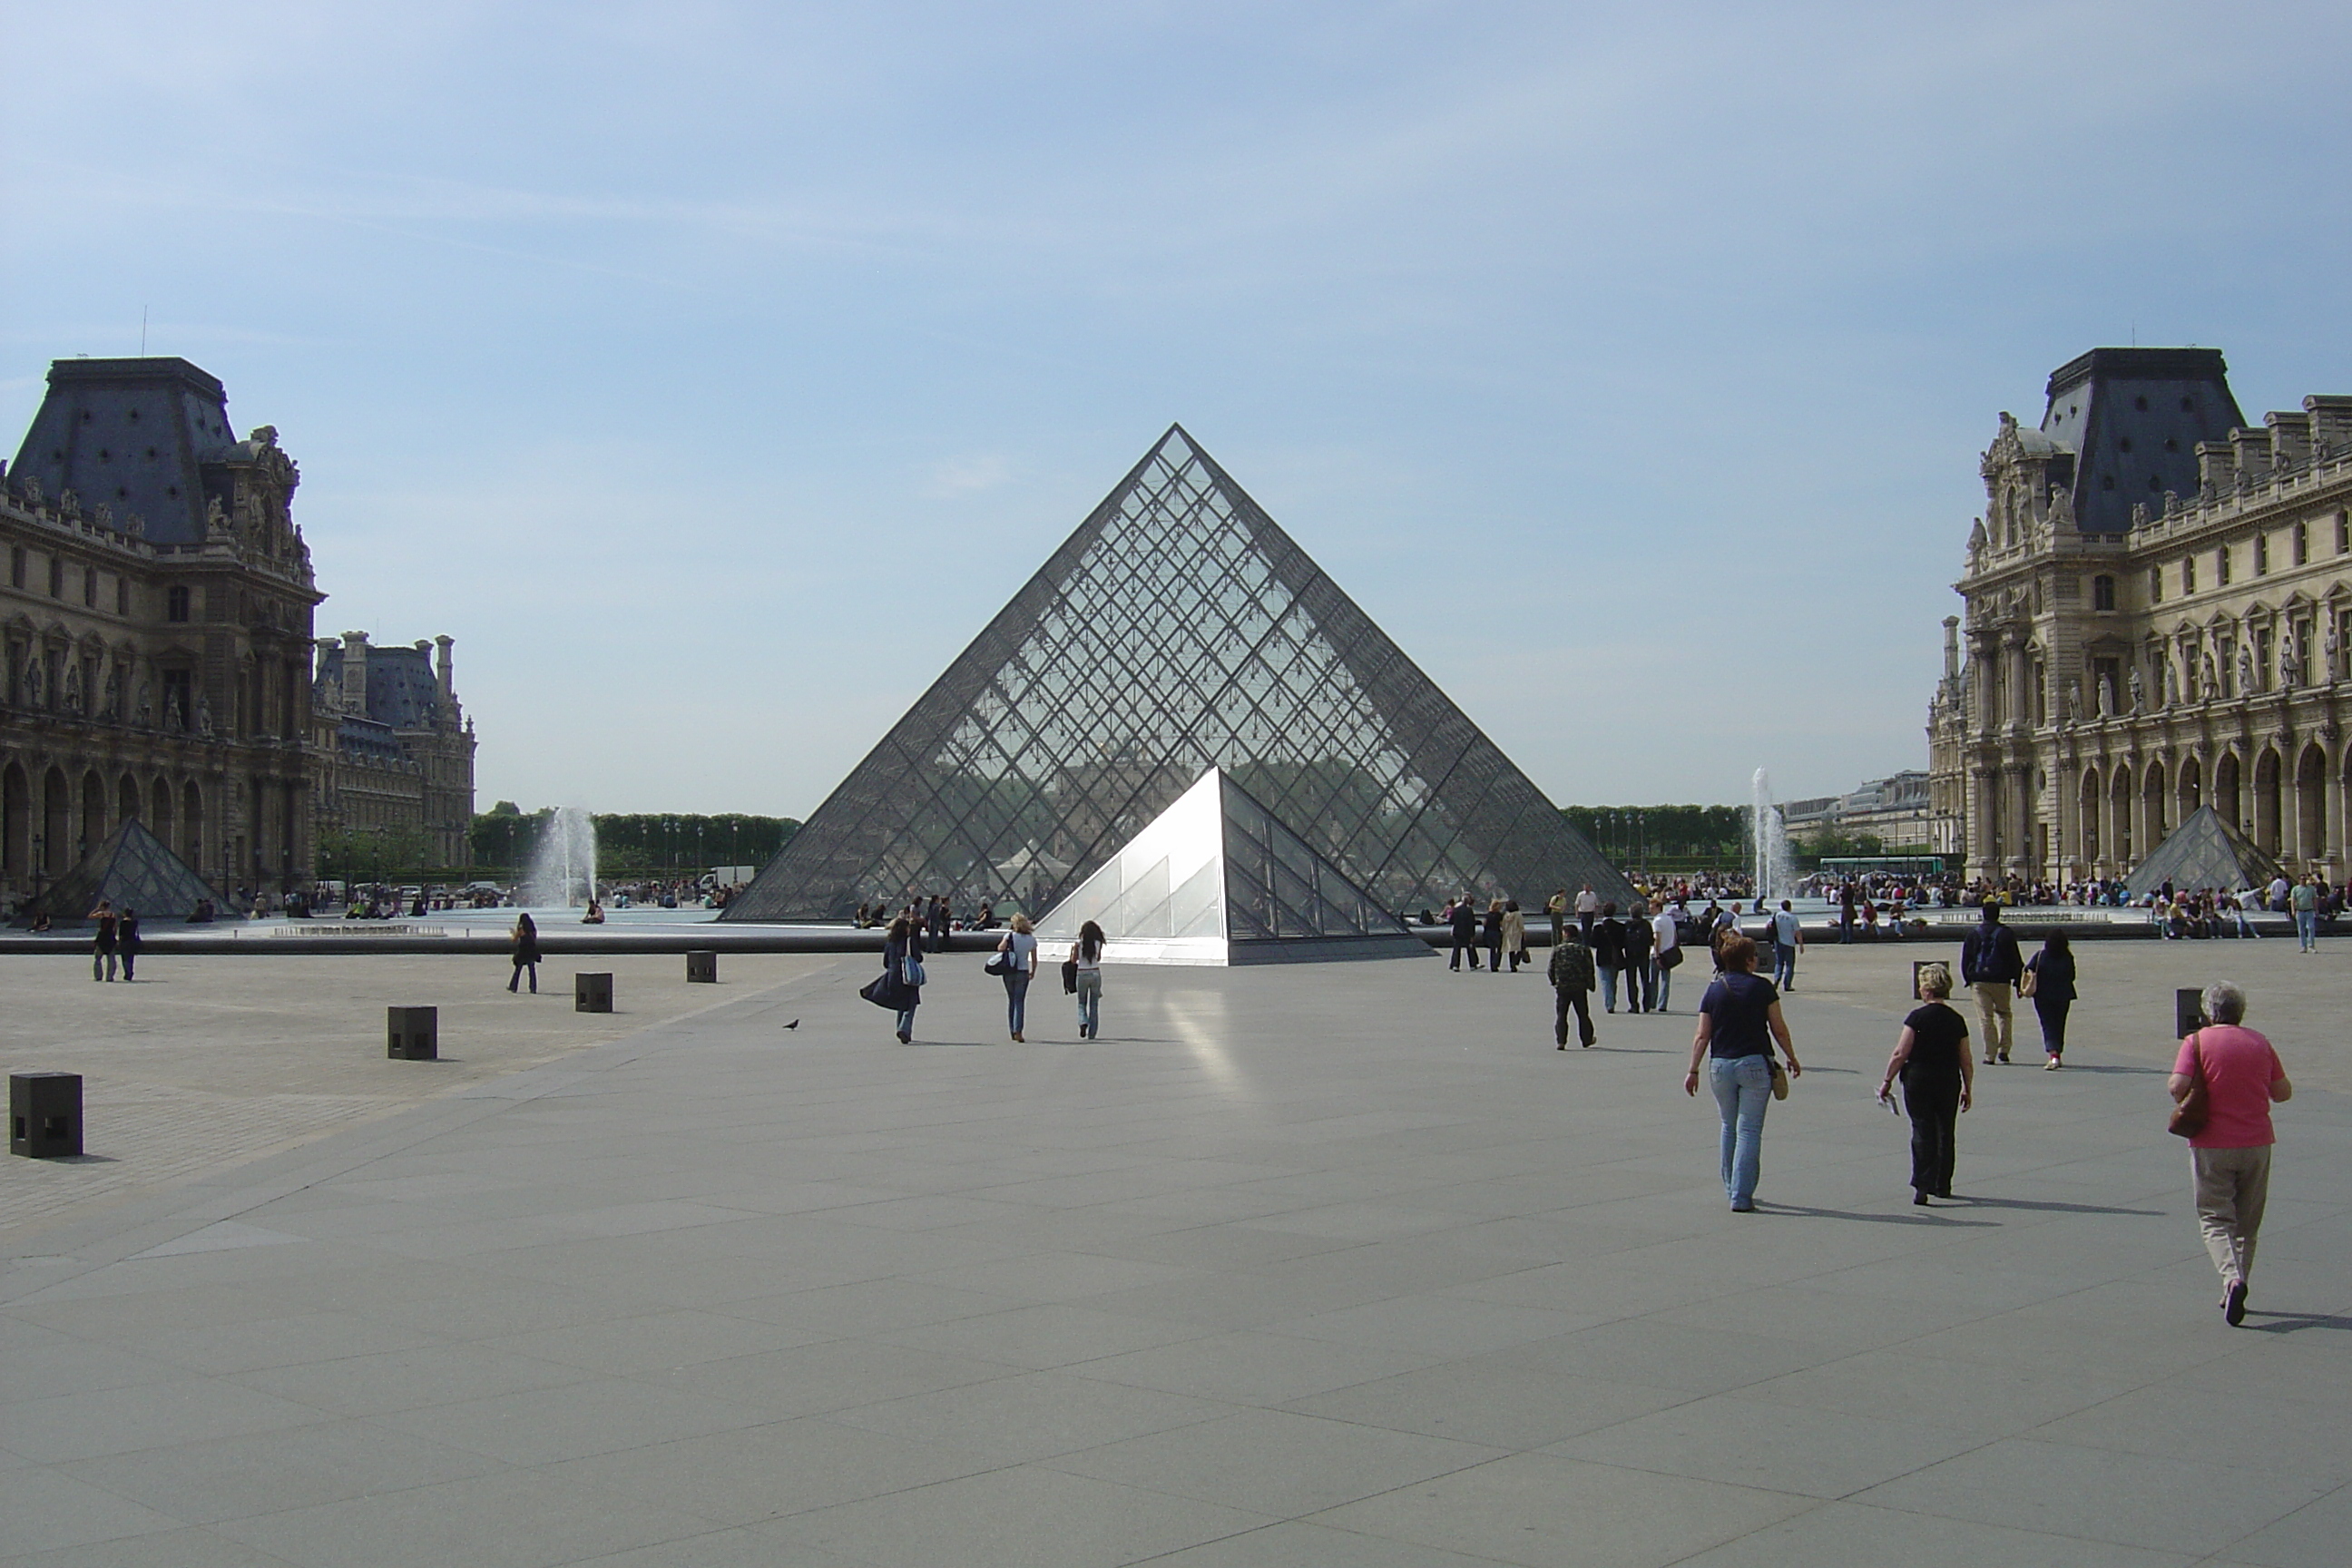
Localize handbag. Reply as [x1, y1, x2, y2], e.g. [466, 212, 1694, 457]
[904, 956, 926, 986]
[1061, 956, 1080, 994]
[1658, 946, 1684, 971]
[984, 948, 1013, 975]
[2019, 960, 2038, 999]
[2169, 1030, 2210, 1139]
[1769, 1060, 1789, 1101]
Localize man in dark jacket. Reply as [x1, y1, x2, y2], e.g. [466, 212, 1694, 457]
[1449, 895, 1480, 971]
[1959, 902, 2024, 1063]
[1592, 906, 1626, 1011]
[1548, 931, 1597, 1049]
[1620, 904, 1654, 1014]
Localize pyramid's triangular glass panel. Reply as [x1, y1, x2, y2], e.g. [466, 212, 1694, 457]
[2124, 804, 2283, 898]
[1036, 768, 1428, 965]
[725, 425, 1631, 924]
[23, 818, 226, 926]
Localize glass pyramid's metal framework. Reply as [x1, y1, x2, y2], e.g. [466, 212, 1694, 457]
[725, 426, 1631, 923]
[1034, 768, 1429, 965]
[23, 818, 225, 925]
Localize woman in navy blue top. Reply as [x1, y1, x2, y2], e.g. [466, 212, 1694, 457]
[1682, 933, 1801, 1210]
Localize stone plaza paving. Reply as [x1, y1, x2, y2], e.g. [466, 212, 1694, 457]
[4, 937, 2349, 1566]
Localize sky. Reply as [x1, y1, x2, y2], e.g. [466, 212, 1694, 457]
[6, 1, 2350, 817]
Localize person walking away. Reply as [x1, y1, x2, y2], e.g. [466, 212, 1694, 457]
[2292, 874, 2319, 952]
[1651, 902, 1681, 1012]
[1959, 902, 2023, 1063]
[885, 914, 926, 1042]
[1449, 896, 1480, 971]
[1547, 889, 1568, 948]
[1684, 934, 1801, 1211]
[118, 907, 141, 981]
[1877, 962, 1973, 1203]
[1073, 919, 1106, 1039]
[1549, 926, 1597, 1048]
[1575, 884, 1599, 946]
[507, 912, 542, 993]
[1502, 900, 1528, 973]
[1621, 905, 1655, 1013]
[1839, 881, 1857, 943]
[2025, 933, 2076, 1068]
[995, 914, 1038, 1041]
[2171, 981, 2292, 1325]
[1769, 900, 1803, 991]
[1482, 897, 1506, 975]
[1592, 905, 1625, 1012]
[88, 899, 119, 982]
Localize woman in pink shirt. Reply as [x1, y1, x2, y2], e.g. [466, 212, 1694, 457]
[2171, 982, 2293, 1326]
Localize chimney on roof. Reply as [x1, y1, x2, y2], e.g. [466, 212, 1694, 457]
[1943, 616, 1961, 681]
[341, 631, 369, 717]
[2305, 395, 2352, 454]
[435, 635, 455, 721]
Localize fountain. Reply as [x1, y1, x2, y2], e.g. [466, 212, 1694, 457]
[524, 806, 599, 907]
[1749, 769, 1794, 903]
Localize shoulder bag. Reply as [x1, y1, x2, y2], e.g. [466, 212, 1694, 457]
[1062, 954, 1080, 994]
[2019, 958, 2038, 999]
[1769, 1059, 1790, 1101]
[2168, 1030, 2210, 1139]
[984, 936, 1014, 975]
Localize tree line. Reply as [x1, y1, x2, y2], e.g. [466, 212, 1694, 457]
[468, 805, 800, 877]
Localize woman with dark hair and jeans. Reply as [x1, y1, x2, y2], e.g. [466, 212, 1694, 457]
[507, 912, 541, 994]
[1683, 934, 1800, 1211]
[1073, 919, 1106, 1039]
[2025, 933, 2076, 1069]
[884, 914, 926, 1043]
[1878, 962, 1973, 1204]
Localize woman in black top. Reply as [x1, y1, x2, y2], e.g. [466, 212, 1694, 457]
[884, 914, 926, 1044]
[508, 912, 541, 994]
[1682, 933, 1800, 1211]
[89, 899, 119, 982]
[1878, 961, 1975, 1204]
[2025, 934, 2077, 1070]
[1481, 898, 1506, 975]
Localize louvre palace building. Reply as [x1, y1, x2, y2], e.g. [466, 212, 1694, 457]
[0, 357, 474, 910]
[1927, 347, 2352, 885]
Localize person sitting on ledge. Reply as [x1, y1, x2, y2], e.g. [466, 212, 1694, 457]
[582, 899, 606, 925]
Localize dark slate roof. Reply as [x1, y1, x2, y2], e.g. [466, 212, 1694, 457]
[314, 643, 445, 730]
[8, 358, 241, 545]
[2041, 348, 2243, 534]
[337, 716, 409, 764]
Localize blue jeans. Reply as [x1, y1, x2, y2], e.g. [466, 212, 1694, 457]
[2296, 909, 2318, 950]
[1708, 1054, 1773, 1209]
[1598, 965, 1619, 1012]
[1772, 944, 1796, 989]
[895, 1006, 916, 1037]
[1076, 971, 1102, 1036]
[1652, 958, 1673, 1011]
[1003, 972, 1031, 1035]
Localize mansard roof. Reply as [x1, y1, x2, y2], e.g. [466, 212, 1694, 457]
[2040, 348, 2244, 534]
[315, 642, 448, 730]
[7, 358, 257, 545]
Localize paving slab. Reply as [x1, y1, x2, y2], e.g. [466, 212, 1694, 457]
[5, 939, 2350, 1565]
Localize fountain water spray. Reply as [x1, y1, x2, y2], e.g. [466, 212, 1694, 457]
[1750, 769, 1794, 903]
[524, 806, 599, 908]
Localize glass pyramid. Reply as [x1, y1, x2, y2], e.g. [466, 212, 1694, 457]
[24, 818, 226, 925]
[1034, 768, 1428, 965]
[724, 425, 1631, 924]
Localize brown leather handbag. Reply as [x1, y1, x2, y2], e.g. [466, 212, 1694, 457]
[2169, 1031, 2210, 1139]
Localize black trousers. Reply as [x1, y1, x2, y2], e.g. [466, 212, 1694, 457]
[2034, 996, 2072, 1054]
[1488, 939, 1504, 971]
[1623, 959, 1653, 1011]
[1554, 987, 1594, 1045]
[1904, 1073, 1961, 1196]
[1451, 935, 1478, 969]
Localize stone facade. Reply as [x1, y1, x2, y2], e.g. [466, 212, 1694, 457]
[1, 355, 475, 909]
[310, 631, 475, 868]
[1927, 348, 2352, 883]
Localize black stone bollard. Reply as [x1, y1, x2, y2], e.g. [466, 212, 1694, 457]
[686, 950, 718, 984]
[576, 973, 613, 1014]
[2176, 987, 2207, 1040]
[1912, 961, 1933, 1001]
[11, 1073, 83, 1158]
[387, 1006, 439, 1061]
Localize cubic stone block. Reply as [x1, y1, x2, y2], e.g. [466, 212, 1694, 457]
[2177, 987, 2208, 1039]
[686, 950, 718, 984]
[576, 972, 613, 1013]
[387, 1006, 439, 1061]
[11, 1072, 83, 1158]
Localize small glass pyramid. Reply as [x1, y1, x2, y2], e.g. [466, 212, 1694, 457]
[1035, 768, 1428, 965]
[22, 818, 226, 925]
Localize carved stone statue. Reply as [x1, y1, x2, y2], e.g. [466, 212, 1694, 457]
[204, 495, 230, 539]
[63, 662, 83, 714]
[2329, 622, 2343, 682]
[164, 690, 184, 731]
[102, 665, 121, 720]
[2063, 679, 2082, 722]
[2239, 645, 2257, 695]
[124, 511, 144, 540]
[2281, 628, 2301, 690]
[196, 692, 213, 739]
[2127, 667, 2144, 712]
[2203, 652, 2221, 701]
[26, 655, 46, 708]
[137, 680, 152, 728]
[58, 488, 78, 514]
[93, 503, 113, 530]
[2047, 485, 2074, 530]
[2098, 674, 2115, 718]
[1966, 518, 1987, 568]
